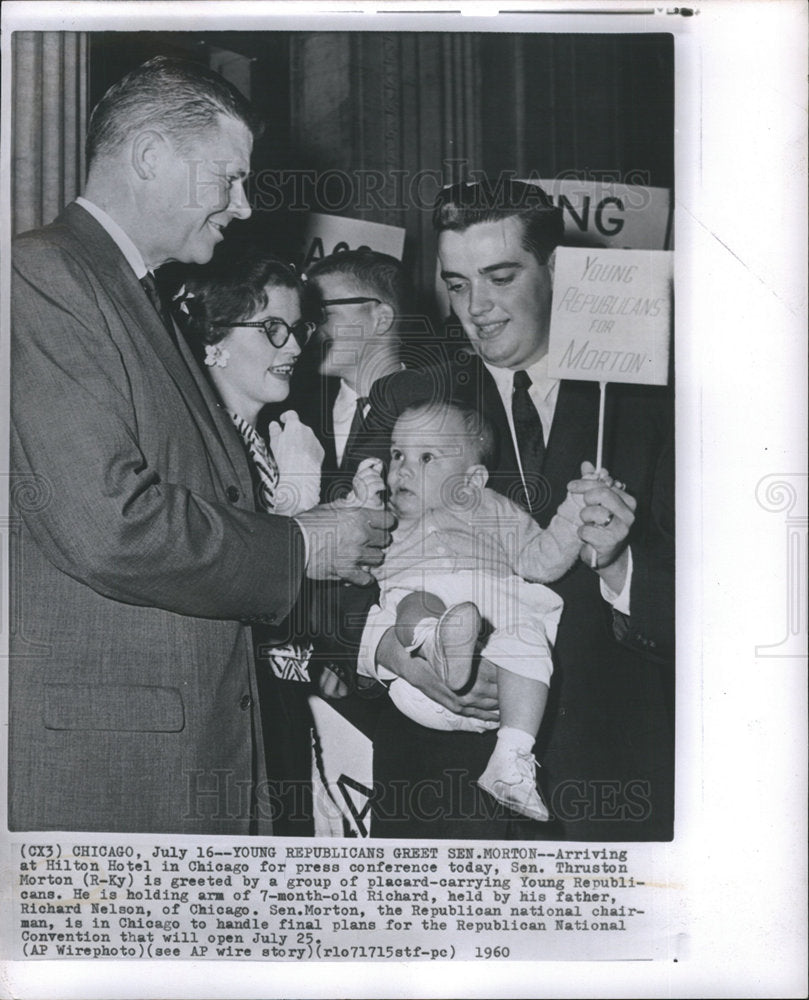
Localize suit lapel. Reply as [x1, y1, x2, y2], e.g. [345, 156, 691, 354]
[341, 397, 370, 473]
[541, 380, 599, 525]
[461, 357, 521, 490]
[62, 204, 252, 495]
[325, 399, 341, 476]
[545, 380, 600, 476]
[304, 376, 339, 477]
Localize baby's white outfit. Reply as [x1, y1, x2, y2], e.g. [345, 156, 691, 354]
[358, 485, 584, 731]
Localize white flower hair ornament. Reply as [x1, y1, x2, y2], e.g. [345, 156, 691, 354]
[204, 343, 230, 369]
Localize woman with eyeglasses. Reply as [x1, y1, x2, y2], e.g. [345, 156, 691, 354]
[180, 251, 324, 836]
[182, 253, 322, 516]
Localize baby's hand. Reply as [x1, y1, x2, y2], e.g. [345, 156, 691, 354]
[579, 460, 615, 488]
[568, 461, 635, 569]
[344, 457, 386, 509]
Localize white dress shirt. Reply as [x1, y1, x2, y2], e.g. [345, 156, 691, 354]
[332, 380, 370, 466]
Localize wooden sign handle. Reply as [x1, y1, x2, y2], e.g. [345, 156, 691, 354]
[595, 379, 607, 474]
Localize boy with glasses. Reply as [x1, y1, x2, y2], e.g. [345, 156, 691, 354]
[302, 249, 407, 495]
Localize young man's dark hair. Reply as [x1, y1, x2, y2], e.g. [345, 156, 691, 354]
[433, 178, 564, 265]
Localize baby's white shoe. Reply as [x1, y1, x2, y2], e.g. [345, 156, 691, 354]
[433, 602, 482, 690]
[478, 744, 550, 822]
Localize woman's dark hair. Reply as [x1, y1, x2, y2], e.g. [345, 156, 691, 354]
[182, 251, 303, 347]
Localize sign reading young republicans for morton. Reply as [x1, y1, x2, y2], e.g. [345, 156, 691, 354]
[548, 247, 673, 387]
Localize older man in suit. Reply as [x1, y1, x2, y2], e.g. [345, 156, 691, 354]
[355, 180, 674, 840]
[9, 56, 391, 835]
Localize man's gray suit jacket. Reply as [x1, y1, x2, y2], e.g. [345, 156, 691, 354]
[9, 202, 307, 835]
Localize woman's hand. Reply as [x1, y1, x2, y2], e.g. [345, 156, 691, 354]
[268, 411, 324, 515]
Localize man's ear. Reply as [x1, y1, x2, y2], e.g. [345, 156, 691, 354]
[465, 464, 489, 490]
[131, 130, 165, 181]
[373, 301, 395, 336]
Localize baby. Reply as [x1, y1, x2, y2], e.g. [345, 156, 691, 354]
[354, 401, 614, 822]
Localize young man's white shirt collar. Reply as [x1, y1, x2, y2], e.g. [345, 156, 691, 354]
[484, 352, 560, 445]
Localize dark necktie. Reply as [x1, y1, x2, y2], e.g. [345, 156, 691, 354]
[511, 369, 545, 511]
[140, 272, 177, 344]
[344, 396, 369, 466]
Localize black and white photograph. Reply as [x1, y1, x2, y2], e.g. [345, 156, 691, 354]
[1, 1, 805, 997]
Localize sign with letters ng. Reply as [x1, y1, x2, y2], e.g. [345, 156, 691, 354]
[535, 178, 672, 251]
[548, 247, 673, 386]
[303, 213, 405, 269]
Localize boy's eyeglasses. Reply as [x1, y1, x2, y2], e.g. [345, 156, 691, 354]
[319, 296, 382, 308]
[316, 296, 382, 325]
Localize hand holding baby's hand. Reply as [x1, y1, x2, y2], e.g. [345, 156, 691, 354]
[568, 461, 636, 570]
[342, 457, 386, 509]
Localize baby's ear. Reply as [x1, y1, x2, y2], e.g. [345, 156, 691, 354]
[465, 464, 488, 489]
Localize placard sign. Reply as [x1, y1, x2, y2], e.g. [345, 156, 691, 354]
[309, 696, 375, 837]
[548, 247, 673, 386]
[302, 212, 405, 269]
[536, 178, 672, 251]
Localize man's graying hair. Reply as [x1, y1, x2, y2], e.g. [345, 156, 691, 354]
[433, 178, 564, 265]
[86, 55, 260, 167]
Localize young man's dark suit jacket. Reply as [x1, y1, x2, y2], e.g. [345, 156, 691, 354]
[350, 346, 674, 841]
[9, 203, 308, 835]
